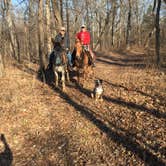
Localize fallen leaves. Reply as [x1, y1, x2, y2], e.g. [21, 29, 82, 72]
[0, 53, 165, 165]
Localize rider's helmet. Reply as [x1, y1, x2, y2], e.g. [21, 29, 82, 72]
[81, 24, 86, 28]
[60, 27, 66, 31]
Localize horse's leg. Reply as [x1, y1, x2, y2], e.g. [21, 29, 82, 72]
[77, 70, 81, 86]
[82, 66, 87, 87]
[54, 70, 58, 87]
[87, 66, 91, 78]
[61, 69, 66, 91]
[66, 67, 70, 82]
[82, 70, 85, 87]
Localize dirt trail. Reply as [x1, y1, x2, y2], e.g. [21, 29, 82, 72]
[0, 50, 165, 166]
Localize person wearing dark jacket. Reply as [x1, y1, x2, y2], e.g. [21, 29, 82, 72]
[54, 27, 72, 67]
[48, 27, 72, 68]
[54, 27, 67, 50]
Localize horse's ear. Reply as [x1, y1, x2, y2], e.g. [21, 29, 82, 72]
[75, 38, 80, 43]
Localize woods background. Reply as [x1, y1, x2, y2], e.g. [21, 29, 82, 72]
[0, 0, 166, 76]
[0, 1, 166, 165]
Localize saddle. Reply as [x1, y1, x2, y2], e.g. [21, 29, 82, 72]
[48, 50, 64, 70]
[54, 51, 64, 66]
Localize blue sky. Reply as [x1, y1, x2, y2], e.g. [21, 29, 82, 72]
[11, 0, 17, 5]
[11, 0, 25, 7]
[11, 0, 27, 10]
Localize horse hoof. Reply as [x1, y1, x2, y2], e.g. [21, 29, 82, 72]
[100, 98, 103, 102]
[62, 87, 66, 92]
[91, 93, 94, 98]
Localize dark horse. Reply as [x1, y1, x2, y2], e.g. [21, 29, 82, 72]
[47, 40, 69, 91]
[72, 39, 94, 86]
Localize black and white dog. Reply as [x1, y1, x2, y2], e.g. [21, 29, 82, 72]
[91, 79, 104, 101]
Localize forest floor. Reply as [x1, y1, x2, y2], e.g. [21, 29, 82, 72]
[0, 49, 166, 166]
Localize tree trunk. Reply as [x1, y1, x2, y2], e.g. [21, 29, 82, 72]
[118, 0, 123, 48]
[66, 0, 70, 48]
[5, 0, 17, 59]
[12, 20, 21, 63]
[51, 0, 62, 32]
[90, 9, 94, 50]
[28, 0, 33, 62]
[155, 0, 161, 65]
[126, 0, 131, 49]
[144, 28, 155, 48]
[85, 0, 90, 30]
[60, 0, 63, 25]
[45, 0, 51, 56]
[38, 0, 46, 82]
[24, 19, 29, 61]
[98, 14, 102, 51]
[95, 9, 111, 50]
[0, 1, 6, 65]
[135, 0, 141, 46]
[0, 53, 4, 77]
[111, 1, 116, 47]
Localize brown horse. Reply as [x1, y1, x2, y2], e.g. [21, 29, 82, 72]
[73, 40, 93, 86]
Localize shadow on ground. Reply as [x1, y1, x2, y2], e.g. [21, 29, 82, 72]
[50, 86, 165, 166]
[0, 134, 13, 166]
[14, 56, 165, 165]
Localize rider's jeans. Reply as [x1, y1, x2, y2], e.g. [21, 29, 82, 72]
[67, 51, 72, 66]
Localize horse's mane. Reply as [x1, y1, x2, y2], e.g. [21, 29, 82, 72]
[53, 42, 63, 51]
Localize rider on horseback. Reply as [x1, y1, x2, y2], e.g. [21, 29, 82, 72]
[49, 27, 72, 67]
[75, 24, 95, 67]
[54, 27, 66, 49]
[55, 27, 72, 67]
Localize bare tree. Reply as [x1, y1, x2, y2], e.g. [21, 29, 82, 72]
[66, 0, 70, 48]
[85, 0, 90, 29]
[94, 7, 112, 50]
[60, 0, 63, 25]
[126, 0, 132, 49]
[4, 0, 18, 59]
[45, 0, 51, 56]
[0, 0, 165, 68]
[28, 0, 33, 62]
[0, 53, 4, 77]
[51, 0, 62, 32]
[111, 0, 117, 47]
[38, 0, 45, 81]
[0, 0, 6, 66]
[155, 0, 161, 65]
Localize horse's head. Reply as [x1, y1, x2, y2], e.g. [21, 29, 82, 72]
[51, 38, 62, 51]
[75, 40, 83, 58]
[61, 51, 68, 65]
